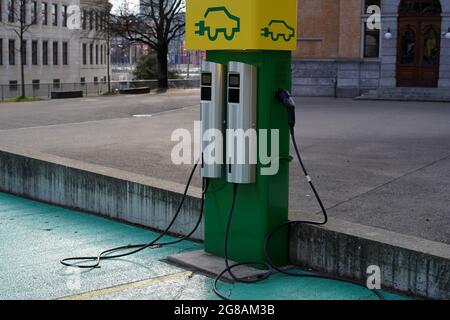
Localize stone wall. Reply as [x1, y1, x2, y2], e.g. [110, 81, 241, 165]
[292, 58, 380, 97]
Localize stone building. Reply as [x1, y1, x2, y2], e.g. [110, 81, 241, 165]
[293, 0, 450, 99]
[0, 0, 111, 94]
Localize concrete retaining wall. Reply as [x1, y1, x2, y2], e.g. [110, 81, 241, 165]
[0, 147, 204, 240]
[0, 147, 449, 299]
[290, 218, 450, 300]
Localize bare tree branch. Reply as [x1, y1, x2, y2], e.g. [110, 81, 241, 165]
[112, 0, 186, 88]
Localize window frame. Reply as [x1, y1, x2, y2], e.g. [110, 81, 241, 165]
[9, 39, 15, 65]
[52, 3, 58, 26]
[32, 40, 38, 65]
[361, 0, 382, 59]
[0, 39, 3, 66]
[62, 5, 68, 27]
[9, 80, 18, 91]
[41, 2, 48, 25]
[42, 40, 48, 65]
[31, 1, 38, 24]
[62, 42, 68, 65]
[32, 79, 40, 90]
[52, 41, 58, 65]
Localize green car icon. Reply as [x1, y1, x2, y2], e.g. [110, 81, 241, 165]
[194, 7, 240, 41]
[261, 20, 295, 42]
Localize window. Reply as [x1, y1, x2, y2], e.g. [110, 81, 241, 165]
[9, 81, 18, 91]
[8, 0, 15, 23]
[52, 41, 58, 65]
[62, 5, 67, 27]
[399, 0, 442, 15]
[41, 2, 48, 25]
[80, 77, 85, 86]
[0, 39, 3, 65]
[9, 39, 15, 65]
[52, 3, 57, 26]
[53, 79, 60, 89]
[89, 11, 93, 30]
[31, 1, 38, 24]
[364, 26, 380, 58]
[95, 44, 98, 64]
[20, 0, 26, 22]
[94, 76, 98, 84]
[32, 80, 40, 90]
[89, 43, 93, 64]
[100, 45, 103, 64]
[21, 40, 26, 65]
[95, 12, 98, 30]
[62, 42, 68, 65]
[82, 43, 87, 64]
[362, 0, 381, 58]
[32, 40, 38, 65]
[82, 9, 87, 30]
[42, 40, 48, 65]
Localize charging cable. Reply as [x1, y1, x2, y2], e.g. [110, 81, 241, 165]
[213, 90, 383, 300]
[61, 161, 209, 269]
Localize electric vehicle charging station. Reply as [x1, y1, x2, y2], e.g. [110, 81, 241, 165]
[187, 0, 298, 267]
[226, 62, 257, 184]
[59, 0, 385, 301]
[200, 61, 226, 179]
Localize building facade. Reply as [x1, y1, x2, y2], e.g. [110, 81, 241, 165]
[293, 0, 450, 98]
[0, 0, 110, 94]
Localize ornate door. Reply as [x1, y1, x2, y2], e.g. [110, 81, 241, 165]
[397, 0, 442, 87]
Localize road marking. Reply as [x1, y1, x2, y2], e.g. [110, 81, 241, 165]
[133, 114, 153, 118]
[57, 271, 193, 300]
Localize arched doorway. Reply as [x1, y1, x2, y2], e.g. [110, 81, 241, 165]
[397, 0, 442, 87]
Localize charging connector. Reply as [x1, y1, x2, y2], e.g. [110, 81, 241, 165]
[275, 89, 296, 132]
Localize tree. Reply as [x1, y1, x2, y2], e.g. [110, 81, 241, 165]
[1, 0, 36, 98]
[133, 53, 178, 80]
[114, 0, 185, 89]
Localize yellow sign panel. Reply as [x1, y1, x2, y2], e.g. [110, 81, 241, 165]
[186, 0, 298, 51]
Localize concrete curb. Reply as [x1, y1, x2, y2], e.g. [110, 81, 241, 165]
[0, 146, 204, 240]
[289, 216, 450, 300]
[0, 146, 449, 299]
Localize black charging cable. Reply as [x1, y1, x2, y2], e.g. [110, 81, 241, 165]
[213, 90, 383, 300]
[61, 162, 209, 269]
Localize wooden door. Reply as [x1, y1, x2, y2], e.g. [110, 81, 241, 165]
[397, 17, 441, 87]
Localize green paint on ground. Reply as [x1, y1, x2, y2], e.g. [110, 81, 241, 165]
[0, 192, 406, 300]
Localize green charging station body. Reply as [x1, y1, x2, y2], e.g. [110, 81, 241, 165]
[204, 51, 291, 266]
[186, 0, 298, 267]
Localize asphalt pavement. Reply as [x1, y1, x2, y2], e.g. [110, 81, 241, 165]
[0, 91, 448, 244]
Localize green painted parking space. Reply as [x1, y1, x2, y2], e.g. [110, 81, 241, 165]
[0, 192, 406, 300]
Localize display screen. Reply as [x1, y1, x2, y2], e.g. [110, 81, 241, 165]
[229, 74, 240, 88]
[201, 87, 212, 101]
[228, 88, 240, 104]
[201, 73, 212, 86]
